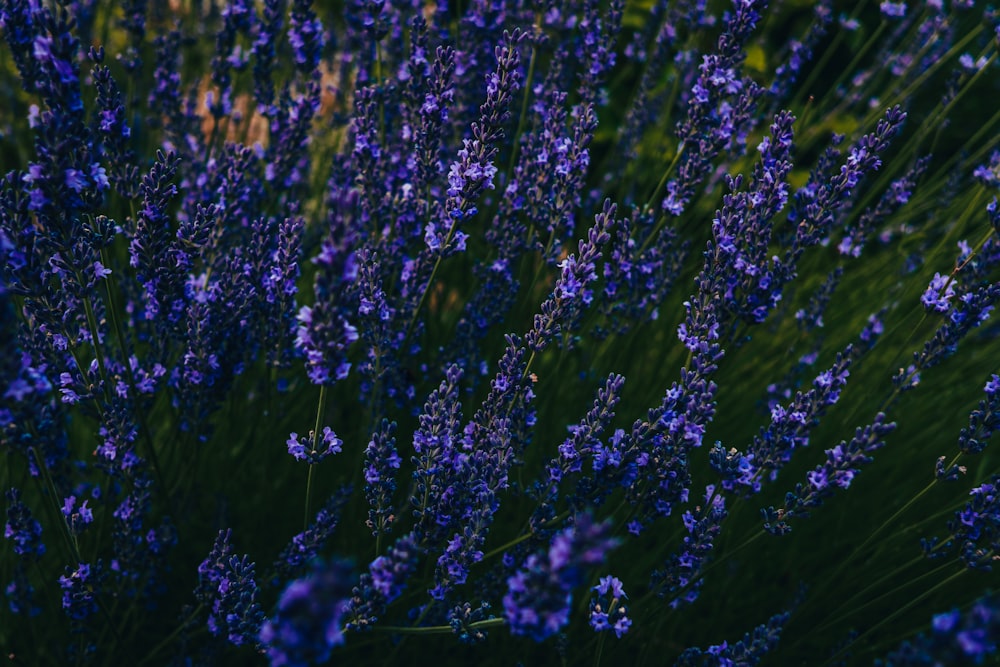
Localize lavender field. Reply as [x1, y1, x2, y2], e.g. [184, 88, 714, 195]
[2, 0, 1000, 665]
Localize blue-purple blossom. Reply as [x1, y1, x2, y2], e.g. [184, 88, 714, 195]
[422, 29, 524, 258]
[61, 495, 93, 536]
[934, 373, 1000, 481]
[447, 601, 494, 644]
[921, 273, 956, 313]
[296, 235, 360, 386]
[364, 419, 400, 536]
[838, 157, 929, 258]
[288, 0, 325, 73]
[662, 0, 767, 217]
[879, 595, 1000, 665]
[504, 514, 618, 641]
[763, 414, 896, 534]
[272, 490, 350, 583]
[525, 200, 619, 351]
[589, 575, 631, 638]
[896, 283, 1000, 391]
[346, 534, 420, 629]
[195, 531, 266, 646]
[650, 486, 727, 607]
[924, 476, 1000, 570]
[0, 0, 998, 663]
[59, 562, 98, 620]
[739, 349, 853, 491]
[261, 560, 353, 667]
[675, 611, 789, 665]
[286, 427, 342, 464]
[880, 2, 907, 18]
[4, 488, 45, 558]
[368, 534, 419, 605]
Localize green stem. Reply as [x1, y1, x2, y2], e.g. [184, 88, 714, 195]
[31, 447, 80, 563]
[821, 568, 966, 667]
[501, 27, 538, 185]
[81, 293, 111, 398]
[814, 558, 950, 635]
[480, 510, 571, 562]
[842, 476, 939, 571]
[401, 253, 443, 348]
[788, 0, 867, 110]
[810, 20, 886, 114]
[98, 247, 170, 503]
[376, 41, 386, 147]
[137, 604, 204, 666]
[642, 142, 686, 216]
[304, 384, 329, 530]
[594, 631, 607, 667]
[376, 617, 507, 635]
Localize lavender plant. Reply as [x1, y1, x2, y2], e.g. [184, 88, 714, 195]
[3, 0, 1000, 665]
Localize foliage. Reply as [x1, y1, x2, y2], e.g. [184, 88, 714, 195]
[2, 0, 1000, 665]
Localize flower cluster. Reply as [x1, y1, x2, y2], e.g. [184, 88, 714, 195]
[589, 575, 631, 638]
[3, 0, 1000, 665]
[503, 514, 618, 641]
[879, 595, 1000, 665]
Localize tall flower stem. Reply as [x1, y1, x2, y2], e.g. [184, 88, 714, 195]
[821, 568, 967, 666]
[789, 0, 870, 110]
[304, 384, 329, 531]
[136, 604, 205, 666]
[99, 246, 169, 504]
[814, 558, 951, 635]
[376, 618, 506, 635]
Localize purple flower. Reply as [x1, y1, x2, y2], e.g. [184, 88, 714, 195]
[286, 427, 343, 465]
[881, 595, 1000, 664]
[363, 419, 400, 536]
[897, 283, 1000, 391]
[195, 531, 265, 647]
[93, 260, 112, 280]
[347, 535, 420, 629]
[880, 1, 907, 18]
[946, 374, 1000, 462]
[921, 273, 955, 313]
[288, 0, 326, 72]
[504, 514, 618, 641]
[62, 495, 94, 536]
[742, 349, 853, 490]
[589, 575, 631, 637]
[925, 477, 1000, 570]
[4, 489, 45, 558]
[368, 535, 418, 603]
[261, 560, 353, 667]
[651, 486, 726, 607]
[662, 0, 767, 217]
[272, 490, 350, 583]
[525, 200, 619, 352]
[295, 234, 360, 386]
[675, 612, 789, 665]
[59, 562, 98, 620]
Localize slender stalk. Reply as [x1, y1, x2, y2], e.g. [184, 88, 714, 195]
[376, 617, 506, 635]
[480, 510, 571, 562]
[821, 568, 967, 666]
[593, 632, 607, 667]
[814, 558, 950, 635]
[98, 247, 170, 504]
[788, 0, 868, 110]
[137, 605, 205, 666]
[304, 384, 329, 530]
[81, 293, 111, 400]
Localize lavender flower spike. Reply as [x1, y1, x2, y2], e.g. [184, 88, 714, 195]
[504, 514, 618, 641]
